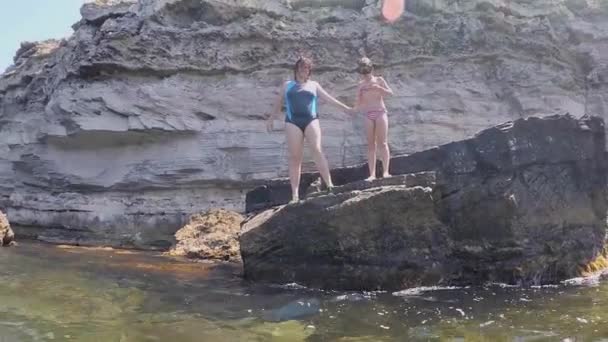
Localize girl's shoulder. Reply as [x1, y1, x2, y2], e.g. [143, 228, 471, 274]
[358, 79, 372, 87]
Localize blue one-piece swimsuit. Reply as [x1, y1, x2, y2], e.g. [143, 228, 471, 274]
[284, 81, 318, 132]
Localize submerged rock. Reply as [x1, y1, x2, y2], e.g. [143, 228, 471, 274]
[0, 210, 15, 246]
[168, 209, 243, 262]
[241, 115, 608, 290]
[262, 298, 321, 322]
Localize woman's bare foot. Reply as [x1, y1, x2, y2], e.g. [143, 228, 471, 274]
[382, 173, 392, 178]
[289, 195, 300, 204]
[365, 176, 376, 181]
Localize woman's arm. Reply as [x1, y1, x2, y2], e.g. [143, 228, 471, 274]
[268, 82, 288, 120]
[314, 81, 351, 111]
[266, 82, 287, 131]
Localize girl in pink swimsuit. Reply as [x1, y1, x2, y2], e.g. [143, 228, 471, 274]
[354, 57, 394, 180]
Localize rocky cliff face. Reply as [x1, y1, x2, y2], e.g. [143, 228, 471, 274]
[1, 0, 607, 248]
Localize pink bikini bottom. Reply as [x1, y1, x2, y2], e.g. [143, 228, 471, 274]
[366, 109, 387, 121]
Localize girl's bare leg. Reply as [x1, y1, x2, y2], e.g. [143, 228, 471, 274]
[365, 117, 377, 180]
[375, 113, 391, 177]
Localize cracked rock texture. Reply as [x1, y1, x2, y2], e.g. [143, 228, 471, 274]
[1, 0, 607, 248]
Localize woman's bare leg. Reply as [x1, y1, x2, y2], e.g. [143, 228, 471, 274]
[285, 123, 305, 202]
[304, 120, 334, 189]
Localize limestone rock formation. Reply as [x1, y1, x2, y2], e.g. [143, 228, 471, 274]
[168, 208, 243, 261]
[1, 0, 608, 247]
[0, 210, 15, 246]
[240, 115, 608, 290]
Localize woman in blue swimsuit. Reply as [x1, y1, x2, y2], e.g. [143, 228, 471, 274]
[266, 57, 352, 203]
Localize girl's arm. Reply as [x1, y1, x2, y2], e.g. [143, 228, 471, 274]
[374, 77, 394, 96]
[354, 84, 362, 112]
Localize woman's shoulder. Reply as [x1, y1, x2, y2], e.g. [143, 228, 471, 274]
[310, 80, 321, 87]
[280, 80, 295, 91]
[309, 80, 324, 91]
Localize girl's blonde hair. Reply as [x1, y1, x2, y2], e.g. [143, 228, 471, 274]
[358, 57, 373, 74]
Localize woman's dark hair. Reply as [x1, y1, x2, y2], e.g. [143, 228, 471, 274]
[294, 56, 313, 80]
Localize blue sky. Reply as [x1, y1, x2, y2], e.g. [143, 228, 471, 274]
[0, 0, 83, 73]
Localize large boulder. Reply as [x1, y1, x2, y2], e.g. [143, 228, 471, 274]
[0, 210, 15, 246]
[241, 173, 448, 289]
[240, 115, 608, 290]
[168, 209, 243, 261]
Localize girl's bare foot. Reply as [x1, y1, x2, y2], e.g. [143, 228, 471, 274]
[289, 195, 300, 204]
[365, 176, 376, 181]
[382, 173, 392, 178]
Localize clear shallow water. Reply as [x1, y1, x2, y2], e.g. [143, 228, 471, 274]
[1, 242, 608, 341]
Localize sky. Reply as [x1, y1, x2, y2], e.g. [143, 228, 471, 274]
[0, 0, 84, 73]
